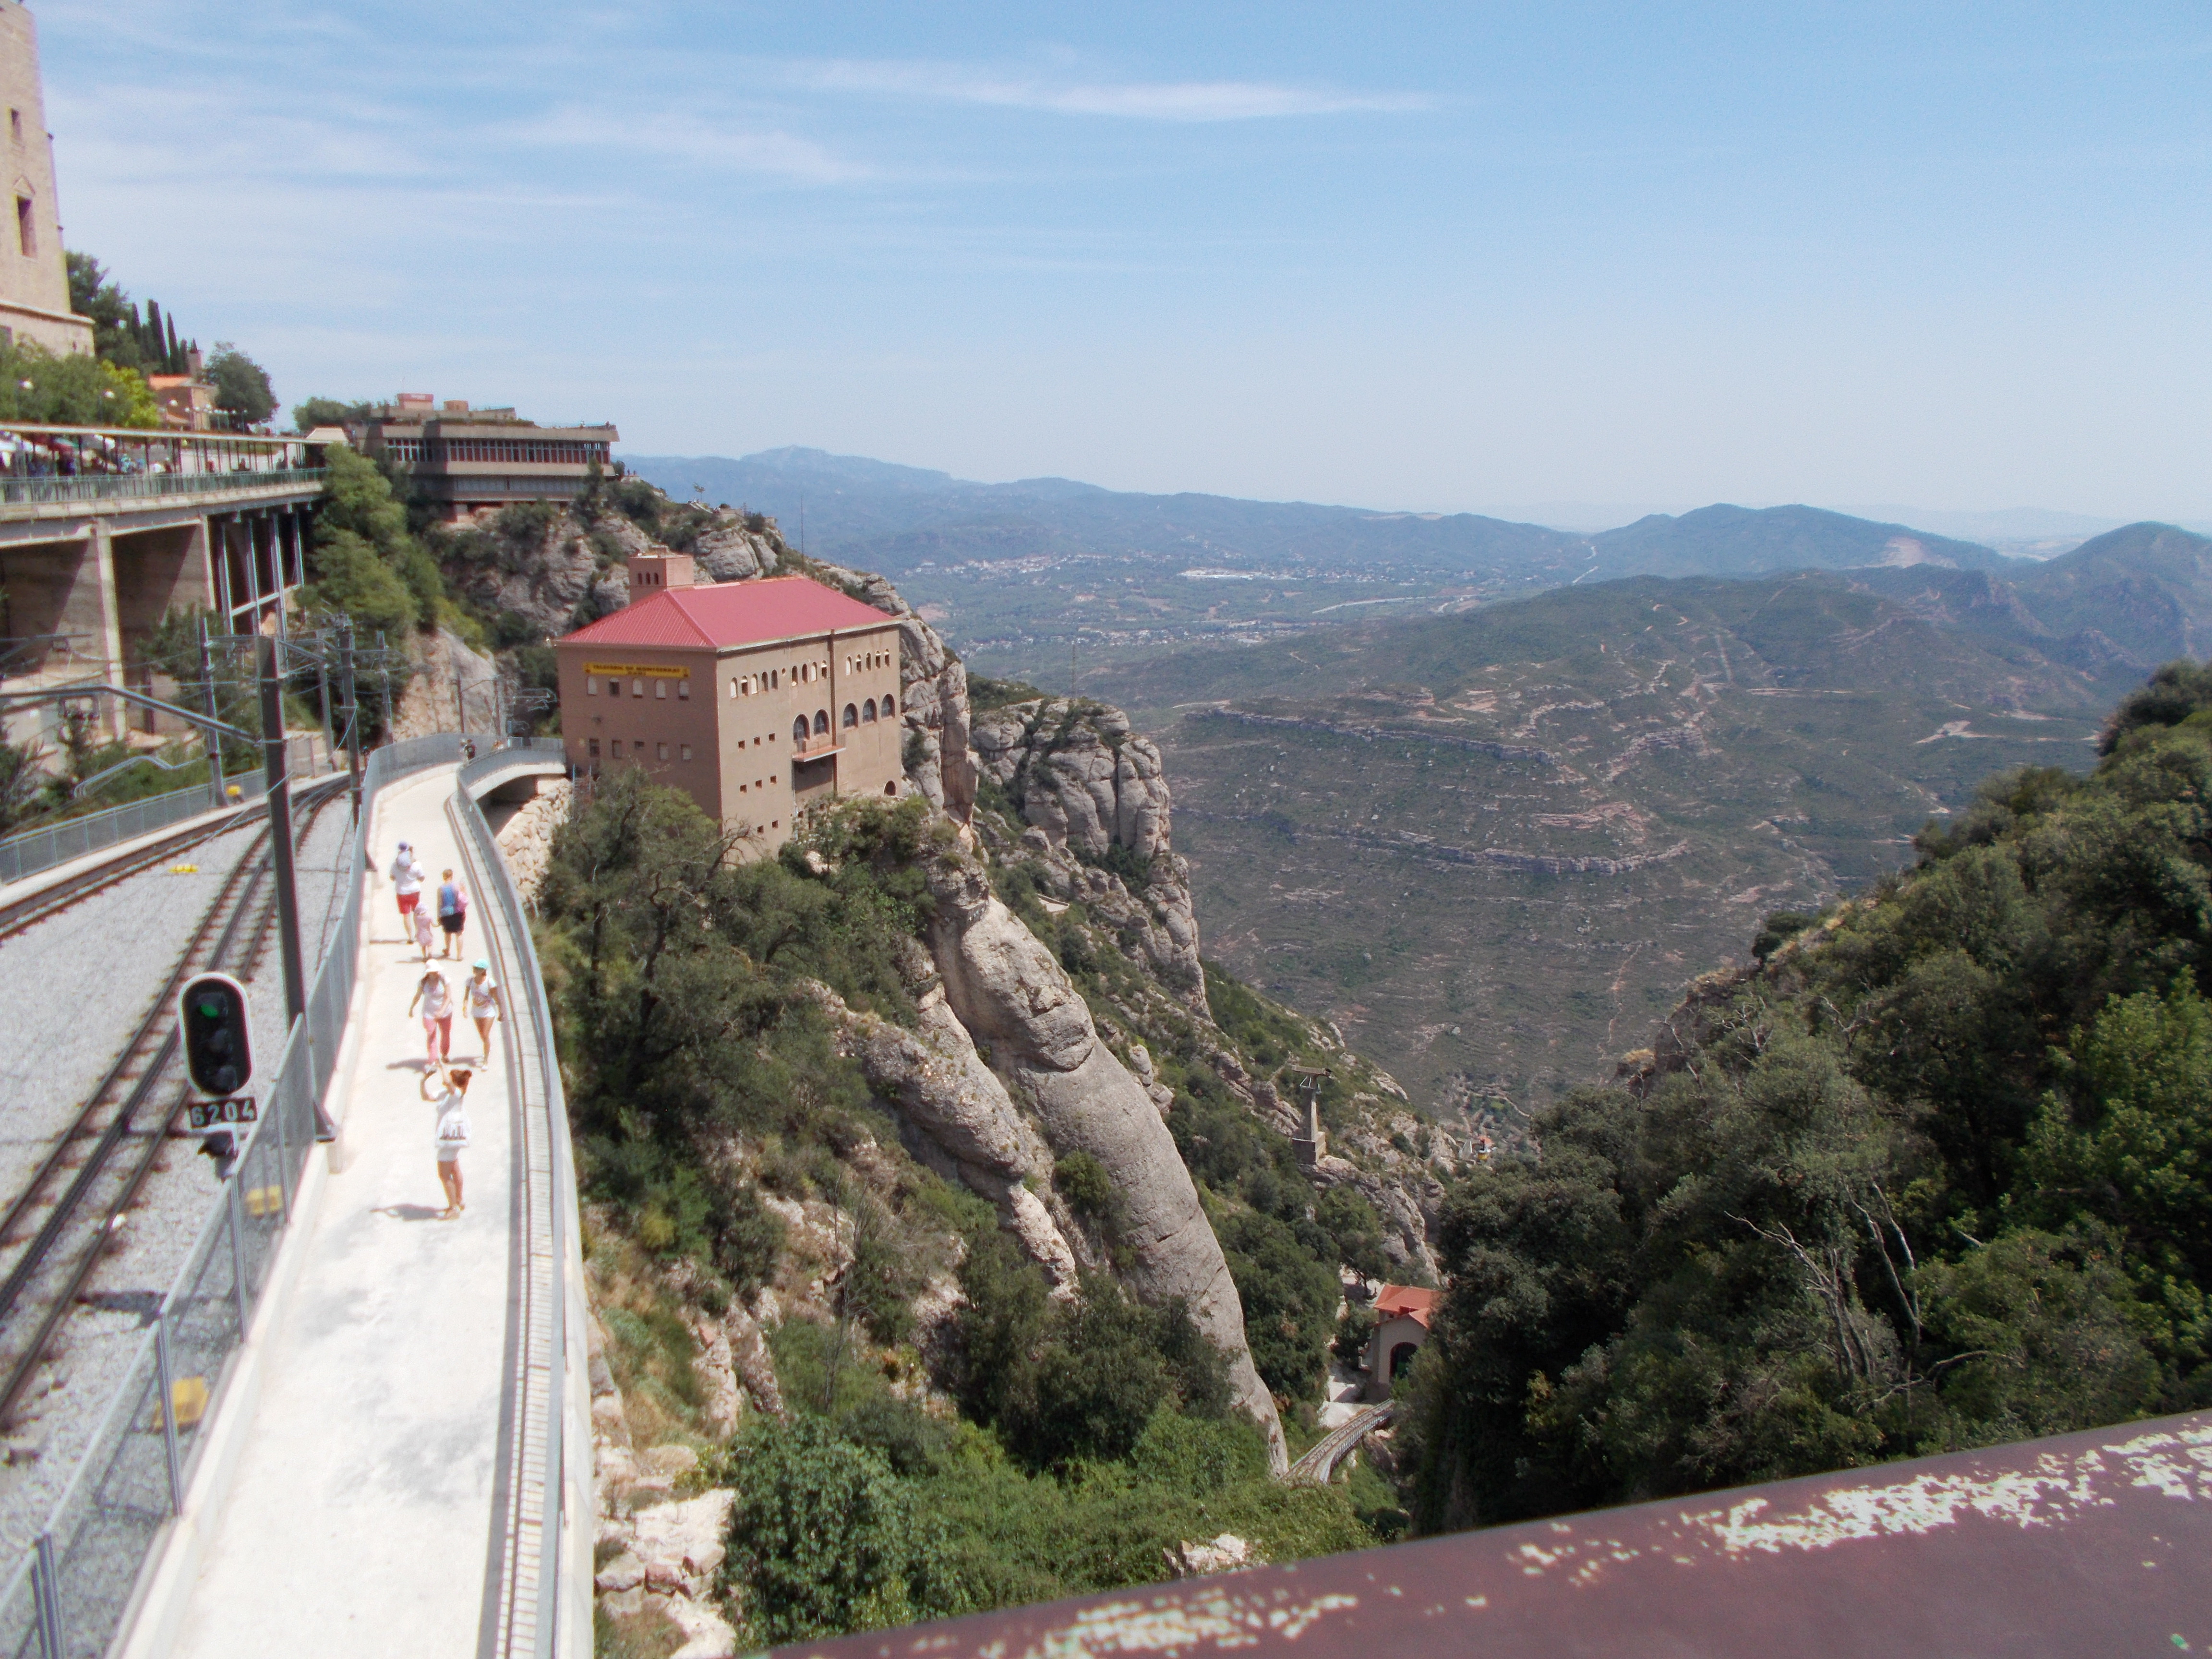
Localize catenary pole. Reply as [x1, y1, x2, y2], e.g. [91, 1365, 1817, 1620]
[256, 635, 308, 1027]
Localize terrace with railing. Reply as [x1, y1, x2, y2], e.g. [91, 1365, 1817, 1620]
[0, 425, 327, 517]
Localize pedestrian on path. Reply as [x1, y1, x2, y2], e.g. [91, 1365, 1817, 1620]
[389, 842, 424, 934]
[412, 901, 437, 963]
[464, 959, 504, 1064]
[408, 968, 454, 1066]
[425, 1065, 472, 1219]
[435, 868, 469, 959]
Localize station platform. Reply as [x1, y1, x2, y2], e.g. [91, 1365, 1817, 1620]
[164, 763, 528, 1657]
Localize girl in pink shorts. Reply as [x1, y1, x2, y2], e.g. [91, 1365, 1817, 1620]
[407, 969, 454, 1064]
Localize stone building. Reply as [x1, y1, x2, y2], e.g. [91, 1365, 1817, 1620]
[356, 397, 617, 520]
[555, 561, 906, 853]
[0, 0, 90, 355]
[1362, 1284, 1436, 1402]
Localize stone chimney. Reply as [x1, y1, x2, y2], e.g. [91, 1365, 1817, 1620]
[627, 554, 695, 601]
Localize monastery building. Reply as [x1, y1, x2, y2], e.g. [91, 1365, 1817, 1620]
[555, 559, 905, 852]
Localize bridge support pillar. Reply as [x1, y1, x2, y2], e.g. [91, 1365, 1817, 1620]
[88, 518, 127, 740]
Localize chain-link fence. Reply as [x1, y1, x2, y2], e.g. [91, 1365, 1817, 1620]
[0, 731, 481, 1658]
[0, 734, 329, 887]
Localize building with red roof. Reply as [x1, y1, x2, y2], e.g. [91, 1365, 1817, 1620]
[1364, 1284, 1438, 1401]
[555, 559, 906, 851]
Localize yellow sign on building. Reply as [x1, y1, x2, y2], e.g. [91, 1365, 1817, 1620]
[584, 662, 690, 678]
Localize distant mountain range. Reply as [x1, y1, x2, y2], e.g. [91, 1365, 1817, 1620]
[624, 447, 2031, 588]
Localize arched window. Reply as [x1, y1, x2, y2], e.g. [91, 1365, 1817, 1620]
[813, 709, 830, 735]
[791, 716, 809, 744]
[884, 781, 898, 797]
[862, 698, 877, 723]
[842, 703, 858, 729]
[886, 691, 898, 714]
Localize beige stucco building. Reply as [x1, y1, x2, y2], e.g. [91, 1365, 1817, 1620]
[0, 2, 89, 356]
[555, 561, 907, 853]
[358, 397, 617, 520]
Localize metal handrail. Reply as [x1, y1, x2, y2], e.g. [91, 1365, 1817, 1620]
[453, 737, 581, 1657]
[0, 466, 325, 509]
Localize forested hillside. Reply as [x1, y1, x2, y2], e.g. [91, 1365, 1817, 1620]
[1403, 661, 2212, 1528]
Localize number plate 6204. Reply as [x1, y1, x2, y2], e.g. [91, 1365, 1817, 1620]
[188, 1097, 257, 1130]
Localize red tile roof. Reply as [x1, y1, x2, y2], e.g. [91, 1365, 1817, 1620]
[558, 575, 897, 650]
[1374, 1285, 1438, 1327]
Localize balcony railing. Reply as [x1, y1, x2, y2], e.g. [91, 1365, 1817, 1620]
[0, 466, 327, 511]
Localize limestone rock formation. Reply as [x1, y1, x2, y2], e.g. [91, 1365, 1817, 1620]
[390, 626, 500, 739]
[813, 975, 1082, 1294]
[974, 698, 1204, 1005]
[922, 849, 1289, 1472]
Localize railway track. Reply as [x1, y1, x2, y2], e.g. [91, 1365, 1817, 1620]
[0, 772, 346, 945]
[0, 781, 344, 1428]
[1285, 1401, 1394, 1485]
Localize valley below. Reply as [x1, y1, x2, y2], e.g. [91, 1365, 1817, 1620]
[1075, 572, 2128, 1118]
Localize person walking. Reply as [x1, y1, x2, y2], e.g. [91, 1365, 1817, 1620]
[389, 841, 425, 936]
[412, 899, 437, 964]
[435, 868, 469, 959]
[425, 1065, 473, 1219]
[408, 968, 454, 1066]
[463, 959, 504, 1065]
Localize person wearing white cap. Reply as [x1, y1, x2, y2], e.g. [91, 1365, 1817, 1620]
[388, 840, 424, 934]
[464, 958, 505, 1065]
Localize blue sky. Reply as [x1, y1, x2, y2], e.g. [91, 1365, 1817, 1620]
[35, 2, 2212, 522]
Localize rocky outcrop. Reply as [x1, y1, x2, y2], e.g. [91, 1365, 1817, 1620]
[921, 849, 1288, 1473]
[974, 700, 1206, 1005]
[808, 974, 1082, 1294]
[492, 779, 571, 903]
[391, 626, 500, 739]
[689, 520, 780, 583]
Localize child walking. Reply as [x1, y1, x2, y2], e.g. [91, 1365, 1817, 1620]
[408, 968, 454, 1065]
[425, 1066, 473, 1219]
[464, 959, 504, 1065]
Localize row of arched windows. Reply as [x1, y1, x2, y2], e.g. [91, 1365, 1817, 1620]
[790, 697, 895, 745]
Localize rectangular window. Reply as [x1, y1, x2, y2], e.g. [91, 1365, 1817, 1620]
[14, 196, 33, 257]
[739, 782, 747, 794]
[680, 744, 692, 761]
[657, 742, 669, 760]
[585, 677, 596, 696]
[8, 110, 20, 144]
[654, 680, 666, 700]
[631, 679, 643, 697]
[588, 739, 600, 759]
[611, 739, 624, 758]
[677, 679, 689, 699]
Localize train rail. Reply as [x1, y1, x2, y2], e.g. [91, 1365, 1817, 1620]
[0, 782, 344, 1428]
[0, 773, 346, 945]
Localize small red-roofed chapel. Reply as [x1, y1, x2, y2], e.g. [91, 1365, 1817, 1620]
[1364, 1284, 1437, 1401]
[555, 560, 906, 851]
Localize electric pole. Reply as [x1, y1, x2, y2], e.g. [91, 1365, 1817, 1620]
[256, 635, 308, 1029]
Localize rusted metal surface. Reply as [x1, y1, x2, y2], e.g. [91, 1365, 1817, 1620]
[776, 1411, 2212, 1659]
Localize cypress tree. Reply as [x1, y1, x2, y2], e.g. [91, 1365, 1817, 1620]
[143, 300, 162, 365]
[166, 318, 182, 375]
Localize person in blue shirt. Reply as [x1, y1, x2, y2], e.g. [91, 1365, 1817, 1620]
[435, 867, 468, 959]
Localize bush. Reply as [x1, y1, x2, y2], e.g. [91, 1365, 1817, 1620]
[722, 1417, 966, 1644]
[1053, 1152, 1117, 1225]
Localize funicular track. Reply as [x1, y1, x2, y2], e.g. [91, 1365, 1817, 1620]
[0, 780, 346, 1427]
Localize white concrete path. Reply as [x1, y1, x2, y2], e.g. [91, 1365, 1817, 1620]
[170, 764, 520, 1659]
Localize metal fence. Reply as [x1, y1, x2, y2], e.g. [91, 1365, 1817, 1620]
[452, 738, 582, 1658]
[0, 731, 476, 1659]
[0, 468, 326, 512]
[0, 736, 327, 887]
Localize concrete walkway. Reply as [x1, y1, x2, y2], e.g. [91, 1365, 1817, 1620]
[170, 763, 520, 1659]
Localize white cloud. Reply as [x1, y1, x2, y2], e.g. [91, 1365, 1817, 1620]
[493, 107, 869, 184]
[798, 59, 1428, 122]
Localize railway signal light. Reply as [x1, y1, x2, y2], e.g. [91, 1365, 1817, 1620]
[178, 973, 252, 1097]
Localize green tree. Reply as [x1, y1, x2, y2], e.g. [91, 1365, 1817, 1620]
[291, 396, 373, 434]
[205, 341, 275, 426]
[722, 1417, 966, 1644]
[64, 251, 145, 369]
[0, 338, 159, 427]
[301, 444, 440, 634]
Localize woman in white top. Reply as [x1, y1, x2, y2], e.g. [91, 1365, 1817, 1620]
[463, 959, 505, 1066]
[407, 969, 454, 1065]
[389, 842, 425, 933]
[423, 1066, 473, 1219]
